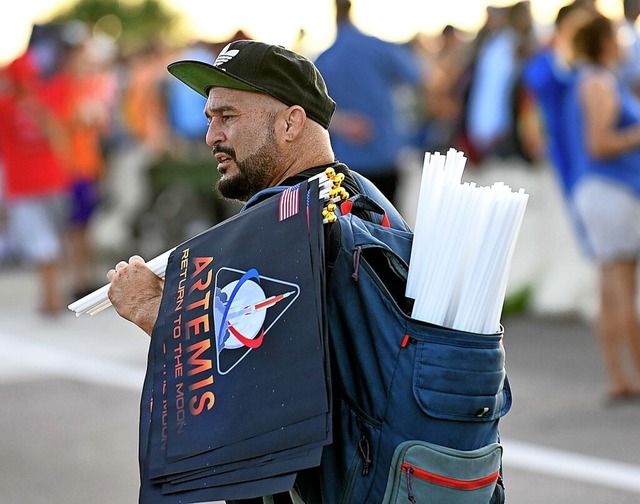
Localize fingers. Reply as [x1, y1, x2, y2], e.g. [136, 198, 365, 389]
[115, 260, 129, 271]
[106, 256, 147, 281]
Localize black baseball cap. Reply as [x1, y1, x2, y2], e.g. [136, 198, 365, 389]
[167, 39, 336, 129]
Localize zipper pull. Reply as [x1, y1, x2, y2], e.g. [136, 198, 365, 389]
[400, 334, 413, 348]
[404, 465, 417, 503]
[352, 246, 362, 281]
[358, 435, 371, 476]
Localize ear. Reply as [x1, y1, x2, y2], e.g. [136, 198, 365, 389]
[281, 105, 307, 140]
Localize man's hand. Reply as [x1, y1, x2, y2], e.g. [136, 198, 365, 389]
[107, 255, 164, 337]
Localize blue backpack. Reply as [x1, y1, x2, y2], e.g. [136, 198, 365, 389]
[249, 170, 512, 504]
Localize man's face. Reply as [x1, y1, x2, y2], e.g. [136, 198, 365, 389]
[204, 87, 285, 202]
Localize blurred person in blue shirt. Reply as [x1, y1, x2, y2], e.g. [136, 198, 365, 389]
[314, 0, 422, 206]
[465, 1, 537, 161]
[522, 2, 595, 201]
[167, 41, 213, 141]
[618, 0, 640, 96]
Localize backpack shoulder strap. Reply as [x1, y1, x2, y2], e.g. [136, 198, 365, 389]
[347, 171, 412, 232]
[242, 186, 289, 211]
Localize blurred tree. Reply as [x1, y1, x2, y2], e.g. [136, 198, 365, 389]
[50, 0, 184, 52]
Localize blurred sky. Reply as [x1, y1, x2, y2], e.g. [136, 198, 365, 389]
[0, 0, 627, 65]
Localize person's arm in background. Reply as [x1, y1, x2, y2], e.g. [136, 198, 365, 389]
[581, 71, 640, 158]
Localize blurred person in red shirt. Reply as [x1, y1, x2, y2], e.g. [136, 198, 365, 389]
[0, 51, 70, 314]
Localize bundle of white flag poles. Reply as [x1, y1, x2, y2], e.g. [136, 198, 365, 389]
[67, 249, 174, 317]
[68, 170, 348, 317]
[406, 148, 529, 334]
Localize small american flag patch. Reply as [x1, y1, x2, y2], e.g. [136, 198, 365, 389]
[279, 184, 300, 221]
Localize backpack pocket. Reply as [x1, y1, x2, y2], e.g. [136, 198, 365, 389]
[382, 440, 502, 504]
[411, 326, 511, 424]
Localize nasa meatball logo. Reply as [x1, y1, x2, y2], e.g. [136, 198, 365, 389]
[213, 267, 300, 374]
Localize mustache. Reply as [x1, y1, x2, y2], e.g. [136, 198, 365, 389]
[212, 145, 236, 159]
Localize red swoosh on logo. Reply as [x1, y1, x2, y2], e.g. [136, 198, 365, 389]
[227, 321, 264, 349]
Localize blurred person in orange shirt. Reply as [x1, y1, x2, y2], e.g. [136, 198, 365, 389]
[0, 51, 70, 314]
[47, 23, 116, 299]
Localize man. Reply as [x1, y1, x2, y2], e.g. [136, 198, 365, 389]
[107, 39, 354, 504]
[313, 0, 422, 206]
[106, 40, 506, 504]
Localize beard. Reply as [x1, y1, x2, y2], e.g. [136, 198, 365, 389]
[215, 123, 283, 202]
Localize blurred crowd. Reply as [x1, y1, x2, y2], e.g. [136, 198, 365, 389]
[1, 0, 639, 323]
[0, 23, 246, 314]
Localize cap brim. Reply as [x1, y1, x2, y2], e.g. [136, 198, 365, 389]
[167, 60, 260, 98]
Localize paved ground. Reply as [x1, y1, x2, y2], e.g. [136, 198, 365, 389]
[1, 265, 640, 504]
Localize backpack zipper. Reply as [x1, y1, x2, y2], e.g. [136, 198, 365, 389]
[402, 462, 499, 493]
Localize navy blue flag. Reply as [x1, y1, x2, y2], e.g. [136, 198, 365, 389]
[138, 178, 330, 502]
